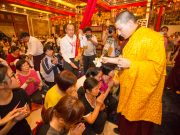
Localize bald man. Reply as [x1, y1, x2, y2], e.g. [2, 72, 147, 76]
[60, 24, 79, 76]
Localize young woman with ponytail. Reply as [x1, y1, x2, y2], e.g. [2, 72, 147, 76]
[38, 95, 85, 135]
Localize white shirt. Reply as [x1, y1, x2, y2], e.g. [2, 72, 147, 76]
[81, 35, 97, 56]
[77, 75, 86, 90]
[26, 36, 43, 56]
[56, 37, 61, 47]
[60, 34, 77, 63]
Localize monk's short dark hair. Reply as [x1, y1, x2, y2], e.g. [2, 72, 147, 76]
[115, 10, 137, 24]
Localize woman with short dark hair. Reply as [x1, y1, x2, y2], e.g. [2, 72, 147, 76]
[44, 70, 78, 110]
[40, 43, 60, 88]
[16, 59, 43, 104]
[77, 67, 103, 98]
[78, 77, 113, 135]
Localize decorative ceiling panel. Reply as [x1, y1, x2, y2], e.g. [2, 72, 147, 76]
[59, 0, 86, 5]
[102, 0, 147, 5]
[2, 0, 149, 16]
[4, 0, 76, 16]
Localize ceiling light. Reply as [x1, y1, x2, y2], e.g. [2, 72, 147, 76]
[52, 0, 76, 8]
[10, 4, 51, 14]
[24, 9, 26, 13]
[13, 7, 16, 11]
[79, 3, 87, 7]
[1, 4, 6, 10]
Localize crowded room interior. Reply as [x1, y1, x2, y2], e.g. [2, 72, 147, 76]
[0, 0, 180, 135]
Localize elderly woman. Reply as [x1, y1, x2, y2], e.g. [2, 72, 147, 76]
[15, 59, 43, 104]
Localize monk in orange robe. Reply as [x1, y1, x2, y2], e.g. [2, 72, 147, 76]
[102, 11, 166, 135]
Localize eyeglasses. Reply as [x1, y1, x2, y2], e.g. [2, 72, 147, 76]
[1, 72, 18, 86]
[6, 72, 15, 80]
[9, 72, 16, 79]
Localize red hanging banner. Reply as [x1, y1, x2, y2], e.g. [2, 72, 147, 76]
[80, 0, 97, 29]
[156, 6, 163, 31]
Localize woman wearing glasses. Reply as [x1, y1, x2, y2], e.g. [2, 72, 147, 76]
[0, 59, 31, 135]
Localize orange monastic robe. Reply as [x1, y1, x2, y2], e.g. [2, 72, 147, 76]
[117, 27, 166, 125]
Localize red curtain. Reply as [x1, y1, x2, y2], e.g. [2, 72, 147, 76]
[75, 0, 97, 57]
[75, 30, 80, 57]
[80, 0, 97, 29]
[156, 6, 163, 32]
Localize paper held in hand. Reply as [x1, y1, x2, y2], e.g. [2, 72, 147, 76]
[93, 57, 102, 67]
